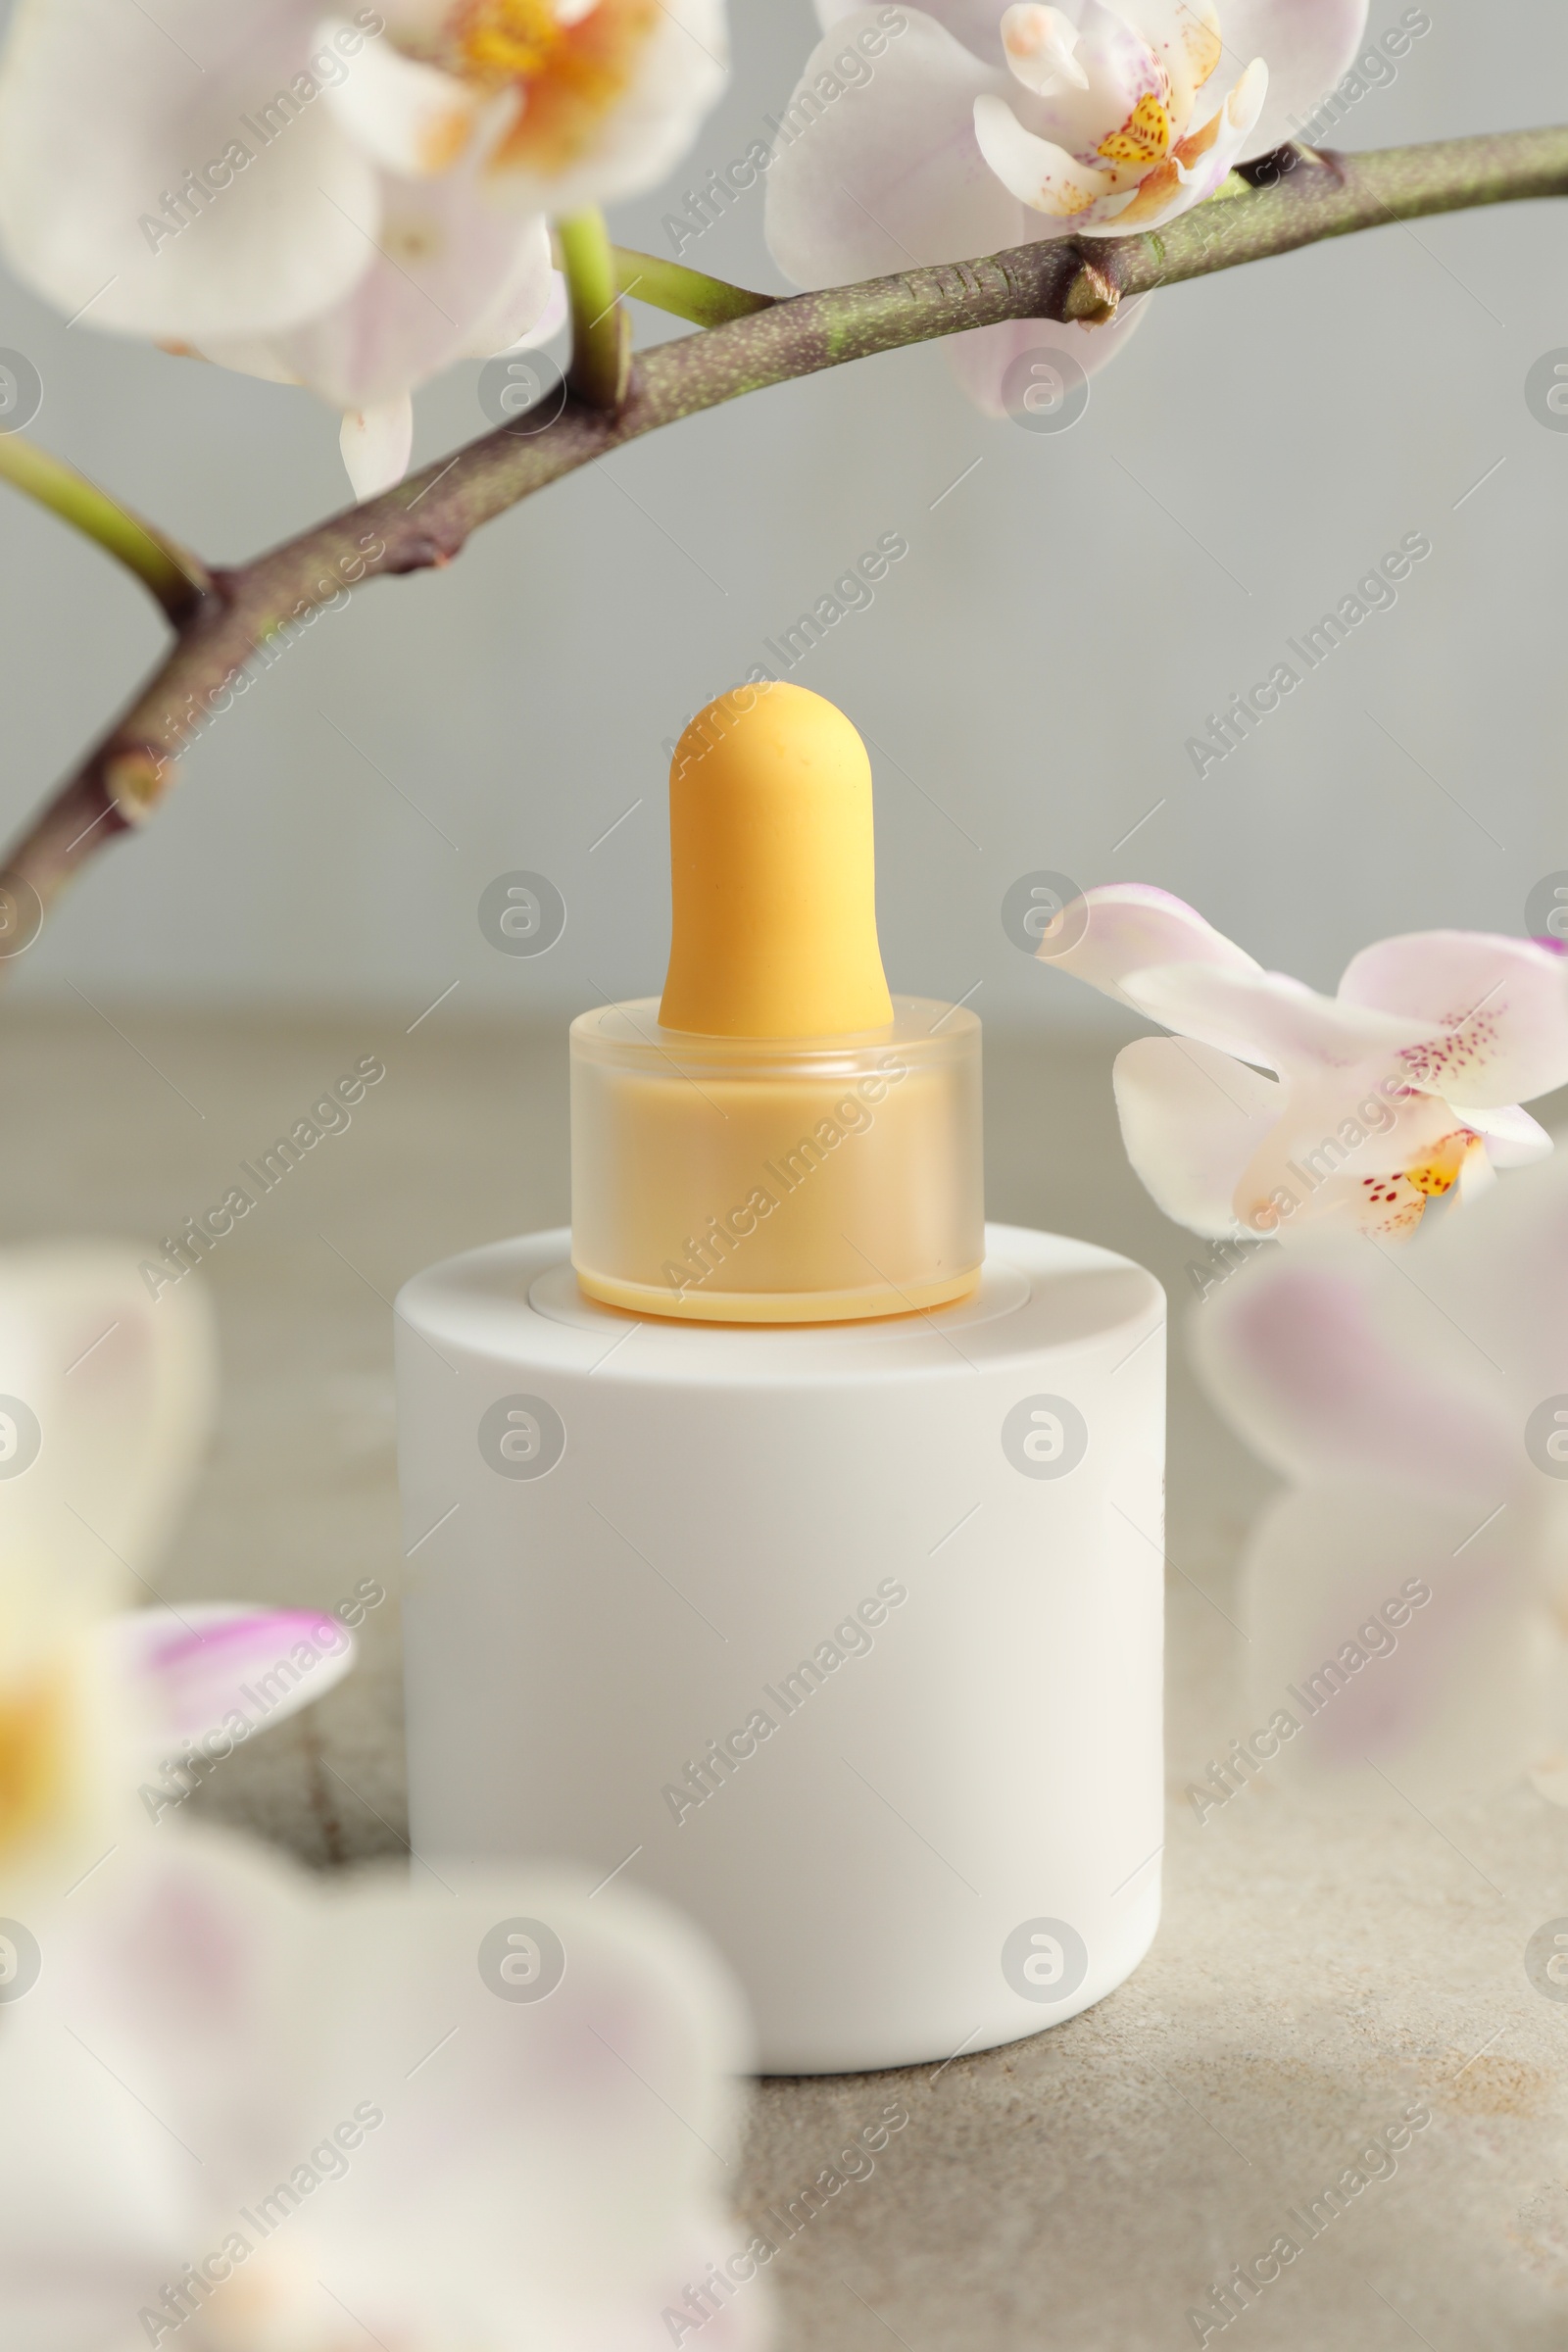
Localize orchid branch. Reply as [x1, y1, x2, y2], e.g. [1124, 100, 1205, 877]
[3, 124, 1566, 934]
[0, 434, 210, 621]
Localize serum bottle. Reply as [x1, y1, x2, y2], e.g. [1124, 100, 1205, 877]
[397, 683, 1165, 2073]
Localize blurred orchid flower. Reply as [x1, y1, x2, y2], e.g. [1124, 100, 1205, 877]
[0, 1249, 762, 2349]
[0, 0, 728, 492]
[1193, 1150, 1568, 1802]
[0, 1246, 354, 1894]
[0, 1832, 761, 2352]
[765, 0, 1369, 410]
[1046, 884, 1568, 1241]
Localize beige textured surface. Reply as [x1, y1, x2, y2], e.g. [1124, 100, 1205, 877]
[11, 1008, 1566, 2350]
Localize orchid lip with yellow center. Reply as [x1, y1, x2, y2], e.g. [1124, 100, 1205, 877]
[455, 0, 573, 83]
[427, 0, 660, 177]
[976, 0, 1266, 231]
[1097, 89, 1174, 171]
[1403, 1131, 1482, 1200]
[1357, 1130, 1485, 1234]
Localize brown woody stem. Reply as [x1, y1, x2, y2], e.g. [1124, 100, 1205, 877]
[4, 126, 1567, 932]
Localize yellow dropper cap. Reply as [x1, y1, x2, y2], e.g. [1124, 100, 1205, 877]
[568, 685, 984, 1323]
[660, 682, 895, 1038]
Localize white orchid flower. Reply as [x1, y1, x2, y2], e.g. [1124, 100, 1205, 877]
[0, 1830, 761, 2352]
[1192, 1150, 1568, 1804]
[1045, 885, 1568, 1243]
[0, 1249, 762, 2348]
[764, 0, 1369, 410]
[0, 1246, 355, 1896]
[0, 0, 728, 493]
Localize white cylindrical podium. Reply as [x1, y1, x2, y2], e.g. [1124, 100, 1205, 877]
[396, 1223, 1164, 2075]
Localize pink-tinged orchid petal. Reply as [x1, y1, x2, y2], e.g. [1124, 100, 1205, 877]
[340, 395, 415, 497]
[816, 0, 1009, 65]
[766, 9, 1021, 287]
[1395, 1146, 1568, 1418]
[104, 1602, 356, 1757]
[1455, 1101, 1553, 1169]
[1200, 1152, 1568, 1805]
[1250, 1063, 1465, 1179]
[202, 216, 557, 414]
[1112, 1035, 1278, 1238]
[972, 91, 1114, 213]
[1124, 961, 1434, 1075]
[1337, 931, 1568, 1110]
[0, 1829, 762, 2351]
[464, 260, 568, 359]
[1045, 883, 1260, 1009]
[221, 183, 554, 413]
[0, 0, 381, 342]
[1237, 1479, 1548, 1803]
[943, 288, 1146, 415]
[1220, 0, 1373, 161]
[1192, 1247, 1514, 1496]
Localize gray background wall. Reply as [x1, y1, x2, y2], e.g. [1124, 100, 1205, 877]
[0, 0, 1562, 1030]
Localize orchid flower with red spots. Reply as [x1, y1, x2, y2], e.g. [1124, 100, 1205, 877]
[0, 0, 727, 494]
[971, 3, 1268, 236]
[764, 0, 1370, 412]
[1193, 1149, 1568, 1802]
[1046, 885, 1568, 1243]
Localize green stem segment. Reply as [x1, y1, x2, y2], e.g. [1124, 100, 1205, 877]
[0, 435, 210, 621]
[4, 125, 1568, 925]
[612, 246, 776, 327]
[560, 208, 630, 410]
